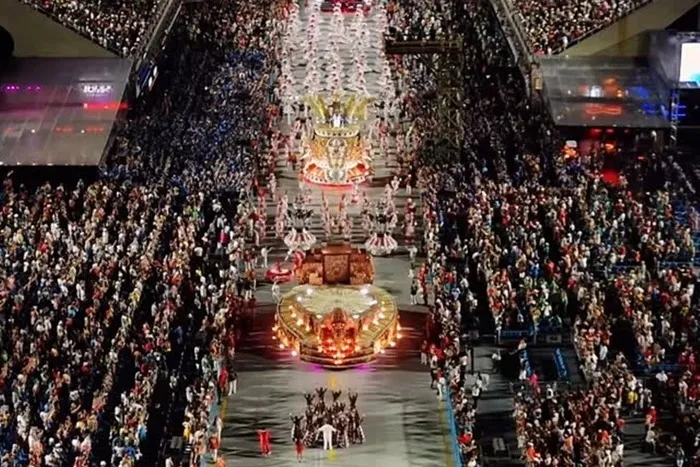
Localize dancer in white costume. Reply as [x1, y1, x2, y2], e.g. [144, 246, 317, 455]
[284, 193, 316, 251]
[365, 199, 398, 256]
[275, 198, 286, 239]
[404, 216, 416, 244]
[317, 423, 337, 451]
[350, 182, 360, 205]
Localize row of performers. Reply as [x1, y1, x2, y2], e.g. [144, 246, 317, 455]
[291, 387, 365, 450]
[274, 184, 417, 255]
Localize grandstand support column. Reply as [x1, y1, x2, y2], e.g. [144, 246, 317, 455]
[385, 39, 465, 162]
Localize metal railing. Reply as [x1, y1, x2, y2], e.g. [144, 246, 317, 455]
[135, 0, 183, 69]
[488, 0, 533, 66]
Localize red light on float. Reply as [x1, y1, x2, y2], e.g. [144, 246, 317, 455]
[82, 102, 128, 111]
[585, 104, 622, 117]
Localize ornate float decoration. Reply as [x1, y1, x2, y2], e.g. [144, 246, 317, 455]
[273, 285, 400, 368]
[296, 244, 374, 285]
[301, 93, 372, 186]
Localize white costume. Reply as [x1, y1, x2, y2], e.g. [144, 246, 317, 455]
[318, 424, 337, 450]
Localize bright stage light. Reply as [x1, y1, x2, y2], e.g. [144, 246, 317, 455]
[296, 319, 304, 326]
[360, 287, 369, 295]
[397, 333, 402, 339]
[306, 287, 313, 295]
[389, 341, 396, 347]
[279, 343, 285, 349]
[378, 312, 385, 319]
[680, 43, 700, 83]
[380, 349, 385, 354]
[291, 350, 298, 357]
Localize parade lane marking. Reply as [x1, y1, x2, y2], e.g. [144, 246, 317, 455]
[327, 372, 337, 461]
[437, 399, 456, 467]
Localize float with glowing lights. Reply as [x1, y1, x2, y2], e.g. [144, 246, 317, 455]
[273, 285, 400, 368]
[301, 94, 372, 186]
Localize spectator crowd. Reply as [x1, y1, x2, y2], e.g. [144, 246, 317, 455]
[510, 0, 654, 55]
[0, 0, 290, 465]
[22, 0, 168, 57]
[389, 0, 700, 465]
[4, 0, 700, 466]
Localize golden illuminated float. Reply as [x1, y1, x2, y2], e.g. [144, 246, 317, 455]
[273, 244, 400, 368]
[301, 93, 372, 186]
[296, 244, 375, 285]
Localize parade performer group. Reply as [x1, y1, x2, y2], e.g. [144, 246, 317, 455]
[275, 0, 412, 179]
[320, 192, 356, 242]
[290, 387, 365, 455]
[283, 192, 317, 251]
[315, 175, 416, 251]
[288, 0, 375, 101]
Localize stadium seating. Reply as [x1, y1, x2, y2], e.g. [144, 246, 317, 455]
[509, 0, 654, 54]
[21, 0, 168, 56]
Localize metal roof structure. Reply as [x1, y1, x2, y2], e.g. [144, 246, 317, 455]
[0, 57, 131, 166]
[540, 56, 671, 128]
[0, 0, 114, 58]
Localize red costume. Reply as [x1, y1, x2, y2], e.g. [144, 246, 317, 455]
[218, 367, 228, 394]
[257, 429, 271, 455]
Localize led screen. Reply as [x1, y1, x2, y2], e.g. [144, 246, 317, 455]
[679, 43, 700, 83]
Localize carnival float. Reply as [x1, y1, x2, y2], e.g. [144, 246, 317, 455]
[273, 244, 400, 368]
[300, 93, 372, 186]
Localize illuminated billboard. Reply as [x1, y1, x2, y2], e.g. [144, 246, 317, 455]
[679, 43, 700, 83]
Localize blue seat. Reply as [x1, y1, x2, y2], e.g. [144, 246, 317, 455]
[553, 348, 569, 381]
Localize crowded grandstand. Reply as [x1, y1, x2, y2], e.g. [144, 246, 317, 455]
[0, 0, 699, 466]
